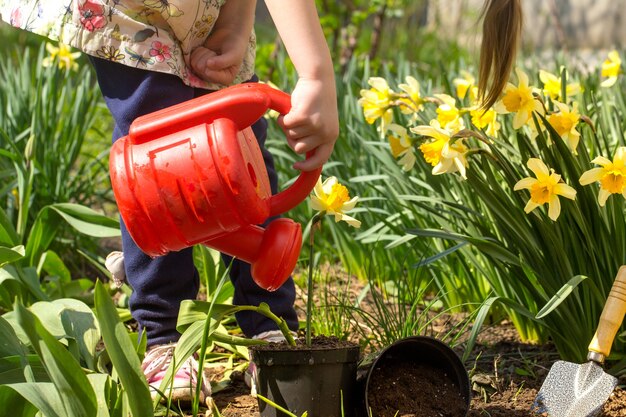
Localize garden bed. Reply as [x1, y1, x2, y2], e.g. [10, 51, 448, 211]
[212, 320, 626, 416]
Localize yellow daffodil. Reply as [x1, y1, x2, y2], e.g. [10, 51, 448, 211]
[387, 124, 416, 171]
[359, 77, 394, 133]
[539, 68, 582, 101]
[547, 101, 581, 154]
[579, 147, 626, 207]
[42, 42, 81, 71]
[434, 94, 465, 133]
[310, 176, 361, 228]
[494, 68, 544, 129]
[601, 50, 621, 88]
[412, 121, 469, 179]
[514, 158, 576, 221]
[453, 70, 476, 101]
[398, 76, 424, 114]
[470, 107, 501, 137]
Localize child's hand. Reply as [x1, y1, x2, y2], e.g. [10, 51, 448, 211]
[279, 77, 339, 171]
[190, 0, 255, 85]
[190, 27, 249, 85]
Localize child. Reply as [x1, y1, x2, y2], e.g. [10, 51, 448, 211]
[0, 0, 338, 405]
[1, 0, 523, 407]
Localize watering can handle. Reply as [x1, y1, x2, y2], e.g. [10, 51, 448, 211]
[127, 83, 321, 216]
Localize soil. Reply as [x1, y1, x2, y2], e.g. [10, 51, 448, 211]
[211, 322, 626, 417]
[366, 361, 468, 417]
[249, 335, 357, 351]
[148, 263, 626, 417]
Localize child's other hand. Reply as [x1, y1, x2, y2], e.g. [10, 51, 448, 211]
[190, 28, 249, 85]
[279, 77, 339, 171]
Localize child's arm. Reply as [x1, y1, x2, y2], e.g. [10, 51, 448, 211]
[264, 1, 339, 172]
[190, 0, 256, 85]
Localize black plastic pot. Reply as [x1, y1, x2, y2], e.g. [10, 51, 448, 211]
[359, 336, 471, 416]
[249, 343, 360, 417]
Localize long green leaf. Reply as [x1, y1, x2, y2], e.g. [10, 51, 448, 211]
[0, 245, 25, 267]
[5, 383, 65, 417]
[14, 303, 97, 417]
[0, 385, 38, 417]
[0, 206, 19, 247]
[536, 275, 588, 319]
[49, 204, 120, 237]
[94, 281, 153, 417]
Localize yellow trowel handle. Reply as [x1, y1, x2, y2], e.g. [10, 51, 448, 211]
[588, 265, 626, 361]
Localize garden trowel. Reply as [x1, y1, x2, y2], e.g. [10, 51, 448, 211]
[532, 265, 626, 417]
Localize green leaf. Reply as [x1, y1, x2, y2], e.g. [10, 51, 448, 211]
[0, 265, 49, 305]
[0, 315, 29, 358]
[0, 206, 19, 247]
[23, 207, 60, 267]
[49, 204, 120, 237]
[94, 281, 153, 417]
[14, 303, 98, 417]
[4, 383, 65, 417]
[412, 242, 469, 268]
[25, 204, 120, 266]
[406, 228, 520, 265]
[0, 355, 48, 383]
[536, 275, 588, 319]
[0, 245, 25, 267]
[87, 373, 116, 417]
[37, 251, 71, 284]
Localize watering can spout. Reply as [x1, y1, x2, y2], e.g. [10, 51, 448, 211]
[205, 219, 303, 291]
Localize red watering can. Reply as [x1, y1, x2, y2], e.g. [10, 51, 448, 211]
[109, 83, 322, 291]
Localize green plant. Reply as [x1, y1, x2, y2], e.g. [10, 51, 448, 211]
[0, 202, 119, 312]
[305, 175, 361, 346]
[0, 279, 153, 417]
[0, 41, 113, 274]
[356, 52, 626, 363]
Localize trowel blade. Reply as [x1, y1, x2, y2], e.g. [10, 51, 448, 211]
[532, 360, 617, 417]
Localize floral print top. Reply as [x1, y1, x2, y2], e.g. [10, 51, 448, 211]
[0, 0, 256, 90]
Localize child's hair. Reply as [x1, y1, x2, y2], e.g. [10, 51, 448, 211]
[477, 0, 523, 108]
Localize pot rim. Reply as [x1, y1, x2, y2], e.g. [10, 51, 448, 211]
[250, 343, 360, 366]
[363, 335, 471, 414]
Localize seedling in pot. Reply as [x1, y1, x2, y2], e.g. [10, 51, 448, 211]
[306, 175, 361, 346]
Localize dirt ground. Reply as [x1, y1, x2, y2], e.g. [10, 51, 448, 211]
[207, 263, 626, 417]
[211, 319, 626, 417]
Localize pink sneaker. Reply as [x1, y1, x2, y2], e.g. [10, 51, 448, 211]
[141, 343, 212, 407]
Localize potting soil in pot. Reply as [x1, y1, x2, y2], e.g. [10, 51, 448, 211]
[367, 359, 468, 417]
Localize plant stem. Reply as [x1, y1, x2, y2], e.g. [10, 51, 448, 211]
[306, 212, 324, 347]
[238, 304, 297, 346]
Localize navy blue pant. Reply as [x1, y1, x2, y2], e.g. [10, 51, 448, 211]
[90, 57, 298, 347]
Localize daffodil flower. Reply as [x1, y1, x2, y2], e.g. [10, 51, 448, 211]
[398, 76, 424, 114]
[42, 42, 81, 71]
[547, 101, 581, 154]
[387, 124, 416, 171]
[310, 176, 361, 228]
[539, 69, 581, 101]
[453, 70, 476, 101]
[494, 68, 544, 129]
[601, 50, 621, 88]
[359, 77, 394, 134]
[579, 147, 626, 206]
[514, 158, 576, 221]
[470, 107, 501, 137]
[412, 121, 469, 179]
[434, 94, 465, 133]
